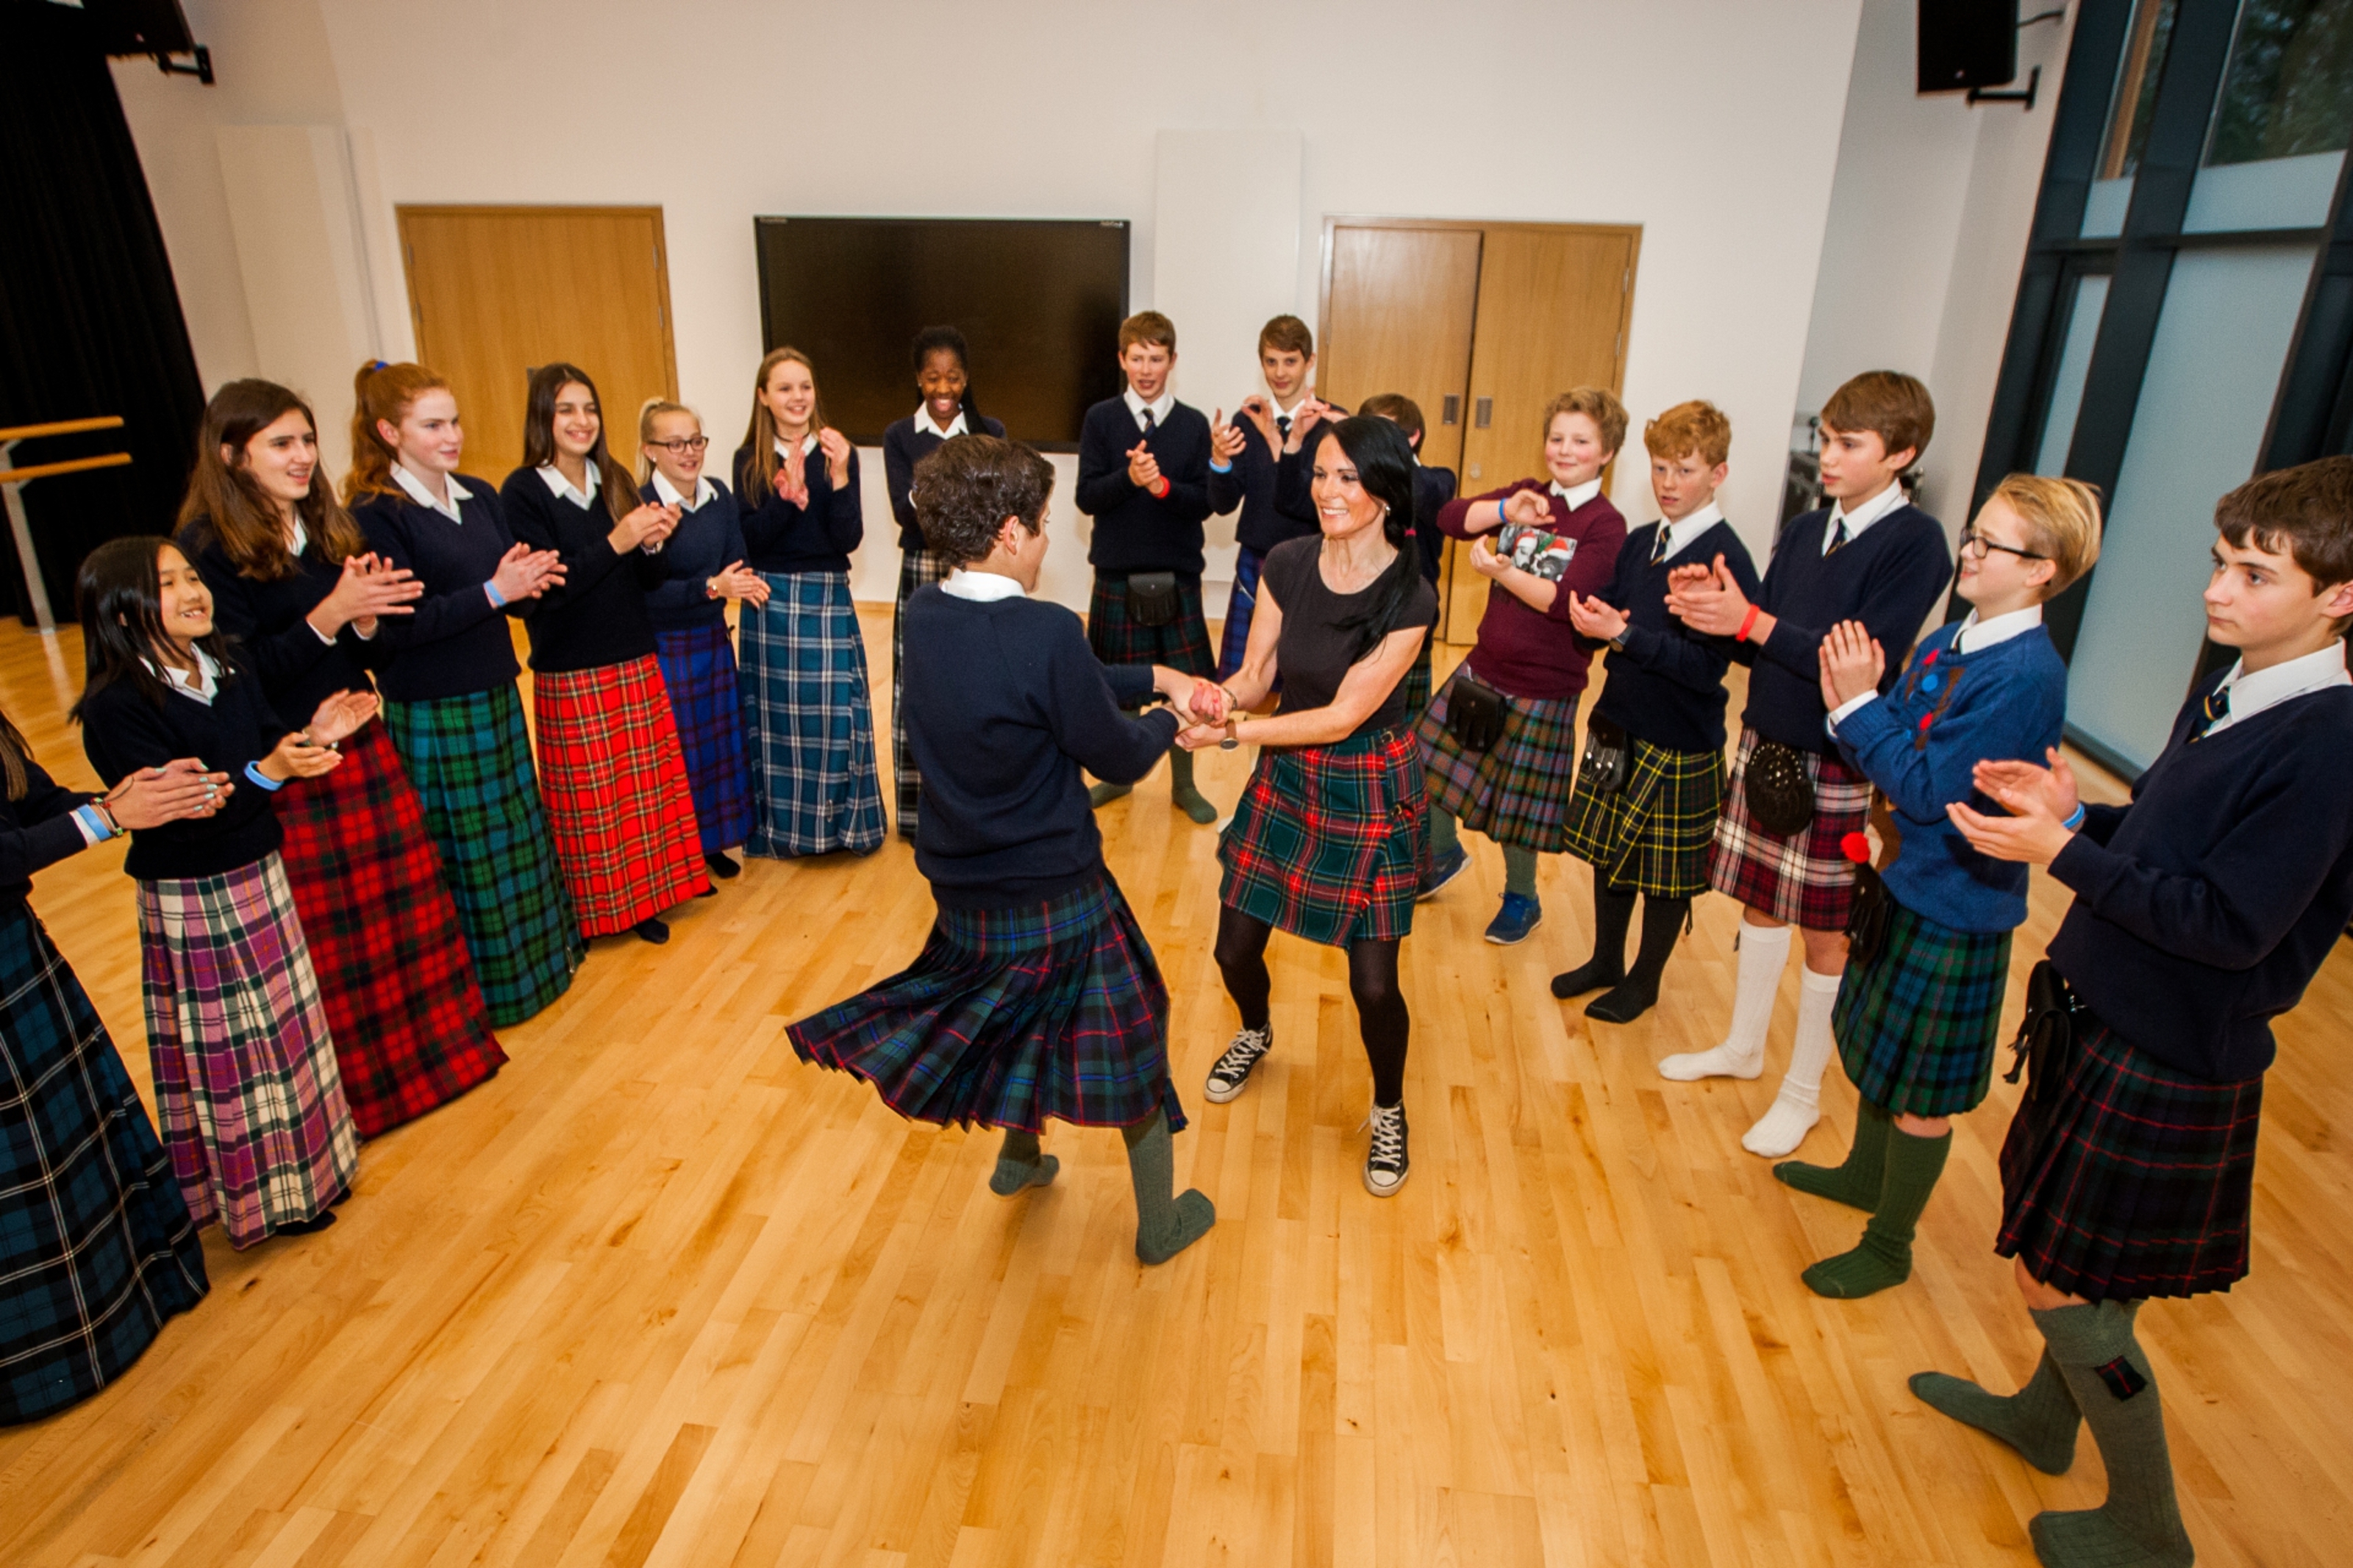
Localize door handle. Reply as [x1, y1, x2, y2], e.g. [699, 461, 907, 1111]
[1474, 397, 1493, 429]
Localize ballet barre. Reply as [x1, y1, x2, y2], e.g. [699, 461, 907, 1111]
[1, 415, 132, 633]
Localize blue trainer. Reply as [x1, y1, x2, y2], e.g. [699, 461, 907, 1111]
[1484, 892, 1543, 945]
[1417, 842, 1471, 901]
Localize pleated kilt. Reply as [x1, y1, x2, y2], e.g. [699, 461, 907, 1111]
[892, 548, 952, 838]
[788, 871, 1183, 1134]
[1216, 546, 1266, 680]
[655, 621, 754, 856]
[274, 720, 504, 1139]
[137, 853, 359, 1250]
[1705, 728, 1873, 931]
[1399, 635, 1435, 722]
[1415, 666, 1581, 852]
[1996, 1020, 2262, 1302]
[535, 655, 711, 937]
[1087, 571, 1215, 680]
[1832, 900, 2011, 1117]
[1, 903, 207, 1424]
[1560, 738, 1724, 898]
[1220, 727, 1425, 948]
[739, 570, 888, 857]
[383, 683, 582, 1028]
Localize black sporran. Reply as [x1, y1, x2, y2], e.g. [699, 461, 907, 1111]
[1125, 570, 1179, 628]
[1843, 858, 1893, 969]
[1742, 739, 1816, 837]
[1448, 676, 1507, 752]
[1577, 714, 1632, 796]
[2004, 960, 2082, 1145]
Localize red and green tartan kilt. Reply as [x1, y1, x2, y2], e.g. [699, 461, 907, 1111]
[274, 720, 505, 1139]
[1996, 1019, 2261, 1301]
[1560, 737, 1723, 898]
[1705, 728, 1873, 931]
[1087, 572, 1215, 681]
[1833, 900, 2010, 1117]
[654, 622, 755, 856]
[533, 655, 712, 939]
[1414, 667, 1580, 852]
[1219, 727, 1425, 948]
[787, 871, 1182, 1134]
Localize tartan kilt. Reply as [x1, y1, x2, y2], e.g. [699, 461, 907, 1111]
[1216, 547, 1265, 681]
[739, 569, 888, 857]
[0, 903, 207, 1424]
[1706, 728, 1874, 931]
[1087, 571, 1215, 680]
[1414, 666, 1581, 852]
[893, 548, 953, 837]
[384, 684, 583, 1028]
[788, 871, 1183, 1134]
[137, 853, 360, 1250]
[1220, 727, 1425, 948]
[1560, 737, 1724, 899]
[274, 720, 504, 1139]
[1399, 635, 1435, 722]
[1996, 1020, 2262, 1302]
[656, 621, 754, 856]
[535, 655, 712, 937]
[1832, 900, 2010, 1117]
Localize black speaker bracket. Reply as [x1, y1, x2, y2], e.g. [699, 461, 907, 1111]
[2018, 8, 2067, 25]
[154, 45, 213, 85]
[1968, 65, 2040, 110]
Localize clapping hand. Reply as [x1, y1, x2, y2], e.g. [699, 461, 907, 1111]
[816, 427, 854, 486]
[613, 501, 678, 553]
[304, 689, 379, 747]
[318, 552, 421, 638]
[1210, 409, 1247, 467]
[713, 560, 770, 606]
[491, 543, 566, 602]
[1565, 591, 1627, 641]
[1972, 747, 2082, 826]
[1817, 620, 1885, 710]
[106, 758, 234, 828]
[1664, 554, 1752, 636]
[1126, 443, 1164, 490]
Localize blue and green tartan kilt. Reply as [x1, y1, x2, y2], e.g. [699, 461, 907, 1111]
[1559, 737, 1723, 899]
[654, 622, 754, 856]
[787, 871, 1183, 1134]
[382, 683, 583, 1028]
[738, 569, 888, 857]
[1088, 571, 1215, 681]
[1414, 666, 1581, 852]
[1219, 727, 1425, 948]
[0, 903, 208, 1424]
[1832, 900, 2011, 1117]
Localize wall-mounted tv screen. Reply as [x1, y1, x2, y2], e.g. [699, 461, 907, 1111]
[753, 217, 1130, 450]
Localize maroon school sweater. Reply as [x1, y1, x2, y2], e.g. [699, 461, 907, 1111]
[1435, 479, 1627, 701]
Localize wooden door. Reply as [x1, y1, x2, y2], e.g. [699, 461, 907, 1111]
[397, 206, 677, 479]
[1316, 224, 1483, 474]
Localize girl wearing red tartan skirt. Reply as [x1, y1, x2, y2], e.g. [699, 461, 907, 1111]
[1183, 417, 1439, 1198]
[176, 380, 507, 1139]
[74, 538, 371, 1250]
[500, 364, 710, 945]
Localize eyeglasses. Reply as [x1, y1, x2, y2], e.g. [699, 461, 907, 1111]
[1960, 526, 2046, 562]
[644, 436, 709, 454]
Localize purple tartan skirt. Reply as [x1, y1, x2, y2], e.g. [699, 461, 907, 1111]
[787, 870, 1185, 1134]
[655, 621, 754, 855]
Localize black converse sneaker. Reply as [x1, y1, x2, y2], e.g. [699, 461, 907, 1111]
[1363, 1103, 1410, 1196]
[1203, 1026, 1274, 1103]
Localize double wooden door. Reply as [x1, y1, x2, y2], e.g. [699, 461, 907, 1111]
[1316, 219, 1640, 642]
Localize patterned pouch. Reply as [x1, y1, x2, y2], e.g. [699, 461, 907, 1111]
[1742, 739, 1815, 836]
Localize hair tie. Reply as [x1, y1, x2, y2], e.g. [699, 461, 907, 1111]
[370, 359, 388, 370]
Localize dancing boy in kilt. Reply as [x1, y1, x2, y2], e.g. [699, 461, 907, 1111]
[1915, 459, 2353, 1568]
[1777, 475, 2099, 1300]
[1660, 371, 1952, 1157]
[1554, 400, 1757, 1024]
[789, 433, 1217, 1266]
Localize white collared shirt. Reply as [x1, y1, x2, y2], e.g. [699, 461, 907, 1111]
[1548, 476, 1604, 511]
[1123, 387, 1176, 431]
[537, 462, 600, 509]
[2202, 639, 2352, 737]
[150, 646, 223, 706]
[392, 463, 471, 522]
[1824, 482, 1909, 553]
[1952, 604, 2044, 656]
[651, 470, 716, 511]
[774, 433, 817, 461]
[941, 568, 1026, 602]
[915, 407, 969, 440]
[1654, 501, 1725, 563]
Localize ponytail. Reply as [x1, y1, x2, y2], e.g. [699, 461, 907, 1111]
[345, 359, 451, 502]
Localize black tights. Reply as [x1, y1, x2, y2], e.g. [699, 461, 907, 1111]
[1213, 905, 1409, 1106]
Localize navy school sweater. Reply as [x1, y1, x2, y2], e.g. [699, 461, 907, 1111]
[899, 584, 1179, 907]
[180, 518, 380, 729]
[351, 479, 529, 704]
[640, 478, 749, 633]
[79, 656, 289, 881]
[884, 413, 1007, 554]
[733, 443, 863, 575]
[1076, 398, 1213, 576]
[1209, 412, 1318, 557]
[0, 753, 96, 907]
[1730, 502, 1953, 753]
[2048, 675, 2353, 1083]
[498, 469, 664, 673]
[1591, 518, 1760, 753]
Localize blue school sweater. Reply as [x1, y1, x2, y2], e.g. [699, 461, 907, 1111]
[351, 479, 529, 703]
[883, 413, 1007, 553]
[733, 443, 864, 575]
[1832, 620, 2068, 933]
[2048, 676, 2353, 1082]
[1076, 398, 1213, 576]
[640, 479, 748, 634]
[1208, 414, 1317, 557]
[1592, 518, 1760, 753]
[1732, 504, 1954, 753]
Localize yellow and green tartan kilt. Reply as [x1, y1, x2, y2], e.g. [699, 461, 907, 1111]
[1559, 739, 1724, 898]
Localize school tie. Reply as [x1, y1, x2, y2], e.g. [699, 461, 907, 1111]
[1827, 511, 1850, 554]
[1276, 413, 1290, 441]
[1140, 407, 1157, 434]
[1652, 525, 1671, 565]
[2191, 685, 2231, 741]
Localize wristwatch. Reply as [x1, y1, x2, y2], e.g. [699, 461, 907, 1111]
[1220, 717, 1240, 751]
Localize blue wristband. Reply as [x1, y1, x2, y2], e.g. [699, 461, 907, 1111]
[72, 803, 115, 842]
[2062, 803, 2085, 831]
[245, 760, 285, 792]
[1209, 459, 1232, 474]
[485, 579, 507, 609]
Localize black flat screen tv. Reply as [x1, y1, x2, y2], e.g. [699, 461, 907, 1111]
[753, 217, 1130, 450]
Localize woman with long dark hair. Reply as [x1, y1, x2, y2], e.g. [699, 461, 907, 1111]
[1179, 416, 1438, 1196]
[499, 365, 707, 944]
[177, 379, 507, 1136]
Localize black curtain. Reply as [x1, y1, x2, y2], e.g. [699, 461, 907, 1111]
[0, 0, 206, 626]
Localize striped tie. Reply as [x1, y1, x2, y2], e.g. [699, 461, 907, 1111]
[2193, 686, 2231, 741]
[1827, 512, 1850, 553]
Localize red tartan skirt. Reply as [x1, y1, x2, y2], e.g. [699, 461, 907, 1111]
[1704, 729, 1874, 931]
[274, 720, 505, 1139]
[532, 656, 712, 938]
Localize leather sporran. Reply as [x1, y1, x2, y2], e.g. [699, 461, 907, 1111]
[1741, 739, 1816, 837]
[1448, 676, 1507, 752]
[1577, 715, 1632, 797]
[1843, 858, 1893, 969]
[2004, 960, 2082, 1145]
[1125, 570, 1179, 628]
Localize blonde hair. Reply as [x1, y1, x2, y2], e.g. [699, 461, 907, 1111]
[1988, 474, 2103, 595]
[1543, 387, 1628, 457]
[345, 360, 453, 501]
[638, 398, 699, 486]
[739, 347, 820, 499]
[1643, 400, 1731, 467]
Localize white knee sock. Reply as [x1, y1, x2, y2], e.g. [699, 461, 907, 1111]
[1659, 922, 1790, 1081]
[1743, 964, 1843, 1156]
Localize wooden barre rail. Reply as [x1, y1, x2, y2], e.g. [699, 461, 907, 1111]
[0, 452, 133, 486]
[2, 415, 132, 634]
[0, 415, 126, 444]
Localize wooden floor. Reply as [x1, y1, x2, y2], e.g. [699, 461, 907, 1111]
[2, 609, 2349, 1568]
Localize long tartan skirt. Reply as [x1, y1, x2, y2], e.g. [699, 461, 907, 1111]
[1220, 728, 1425, 947]
[1, 903, 208, 1424]
[1088, 571, 1216, 679]
[1560, 737, 1724, 899]
[1996, 1020, 2262, 1301]
[138, 853, 359, 1250]
[1705, 728, 1874, 931]
[892, 548, 951, 838]
[384, 683, 582, 1028]
[1415, 666, 1581, 852]
[274, 720, 504, 1139]
[739, 570, 888, 857]
[788, 872, 1184, 1134]
[1833, 900, 2011, 1117]
[655, 621, 754, 856]
[535, 655, 711, 937]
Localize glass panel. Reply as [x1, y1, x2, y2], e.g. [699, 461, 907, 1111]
[2035, 274, 2111, 475]
[2065, 245, 2315, 770]
[2186, 0, 2353, 230]
[2085, 0, 2178, 236]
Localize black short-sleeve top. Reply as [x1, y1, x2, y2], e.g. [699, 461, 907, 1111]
[1260, 536, 1439, 740]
